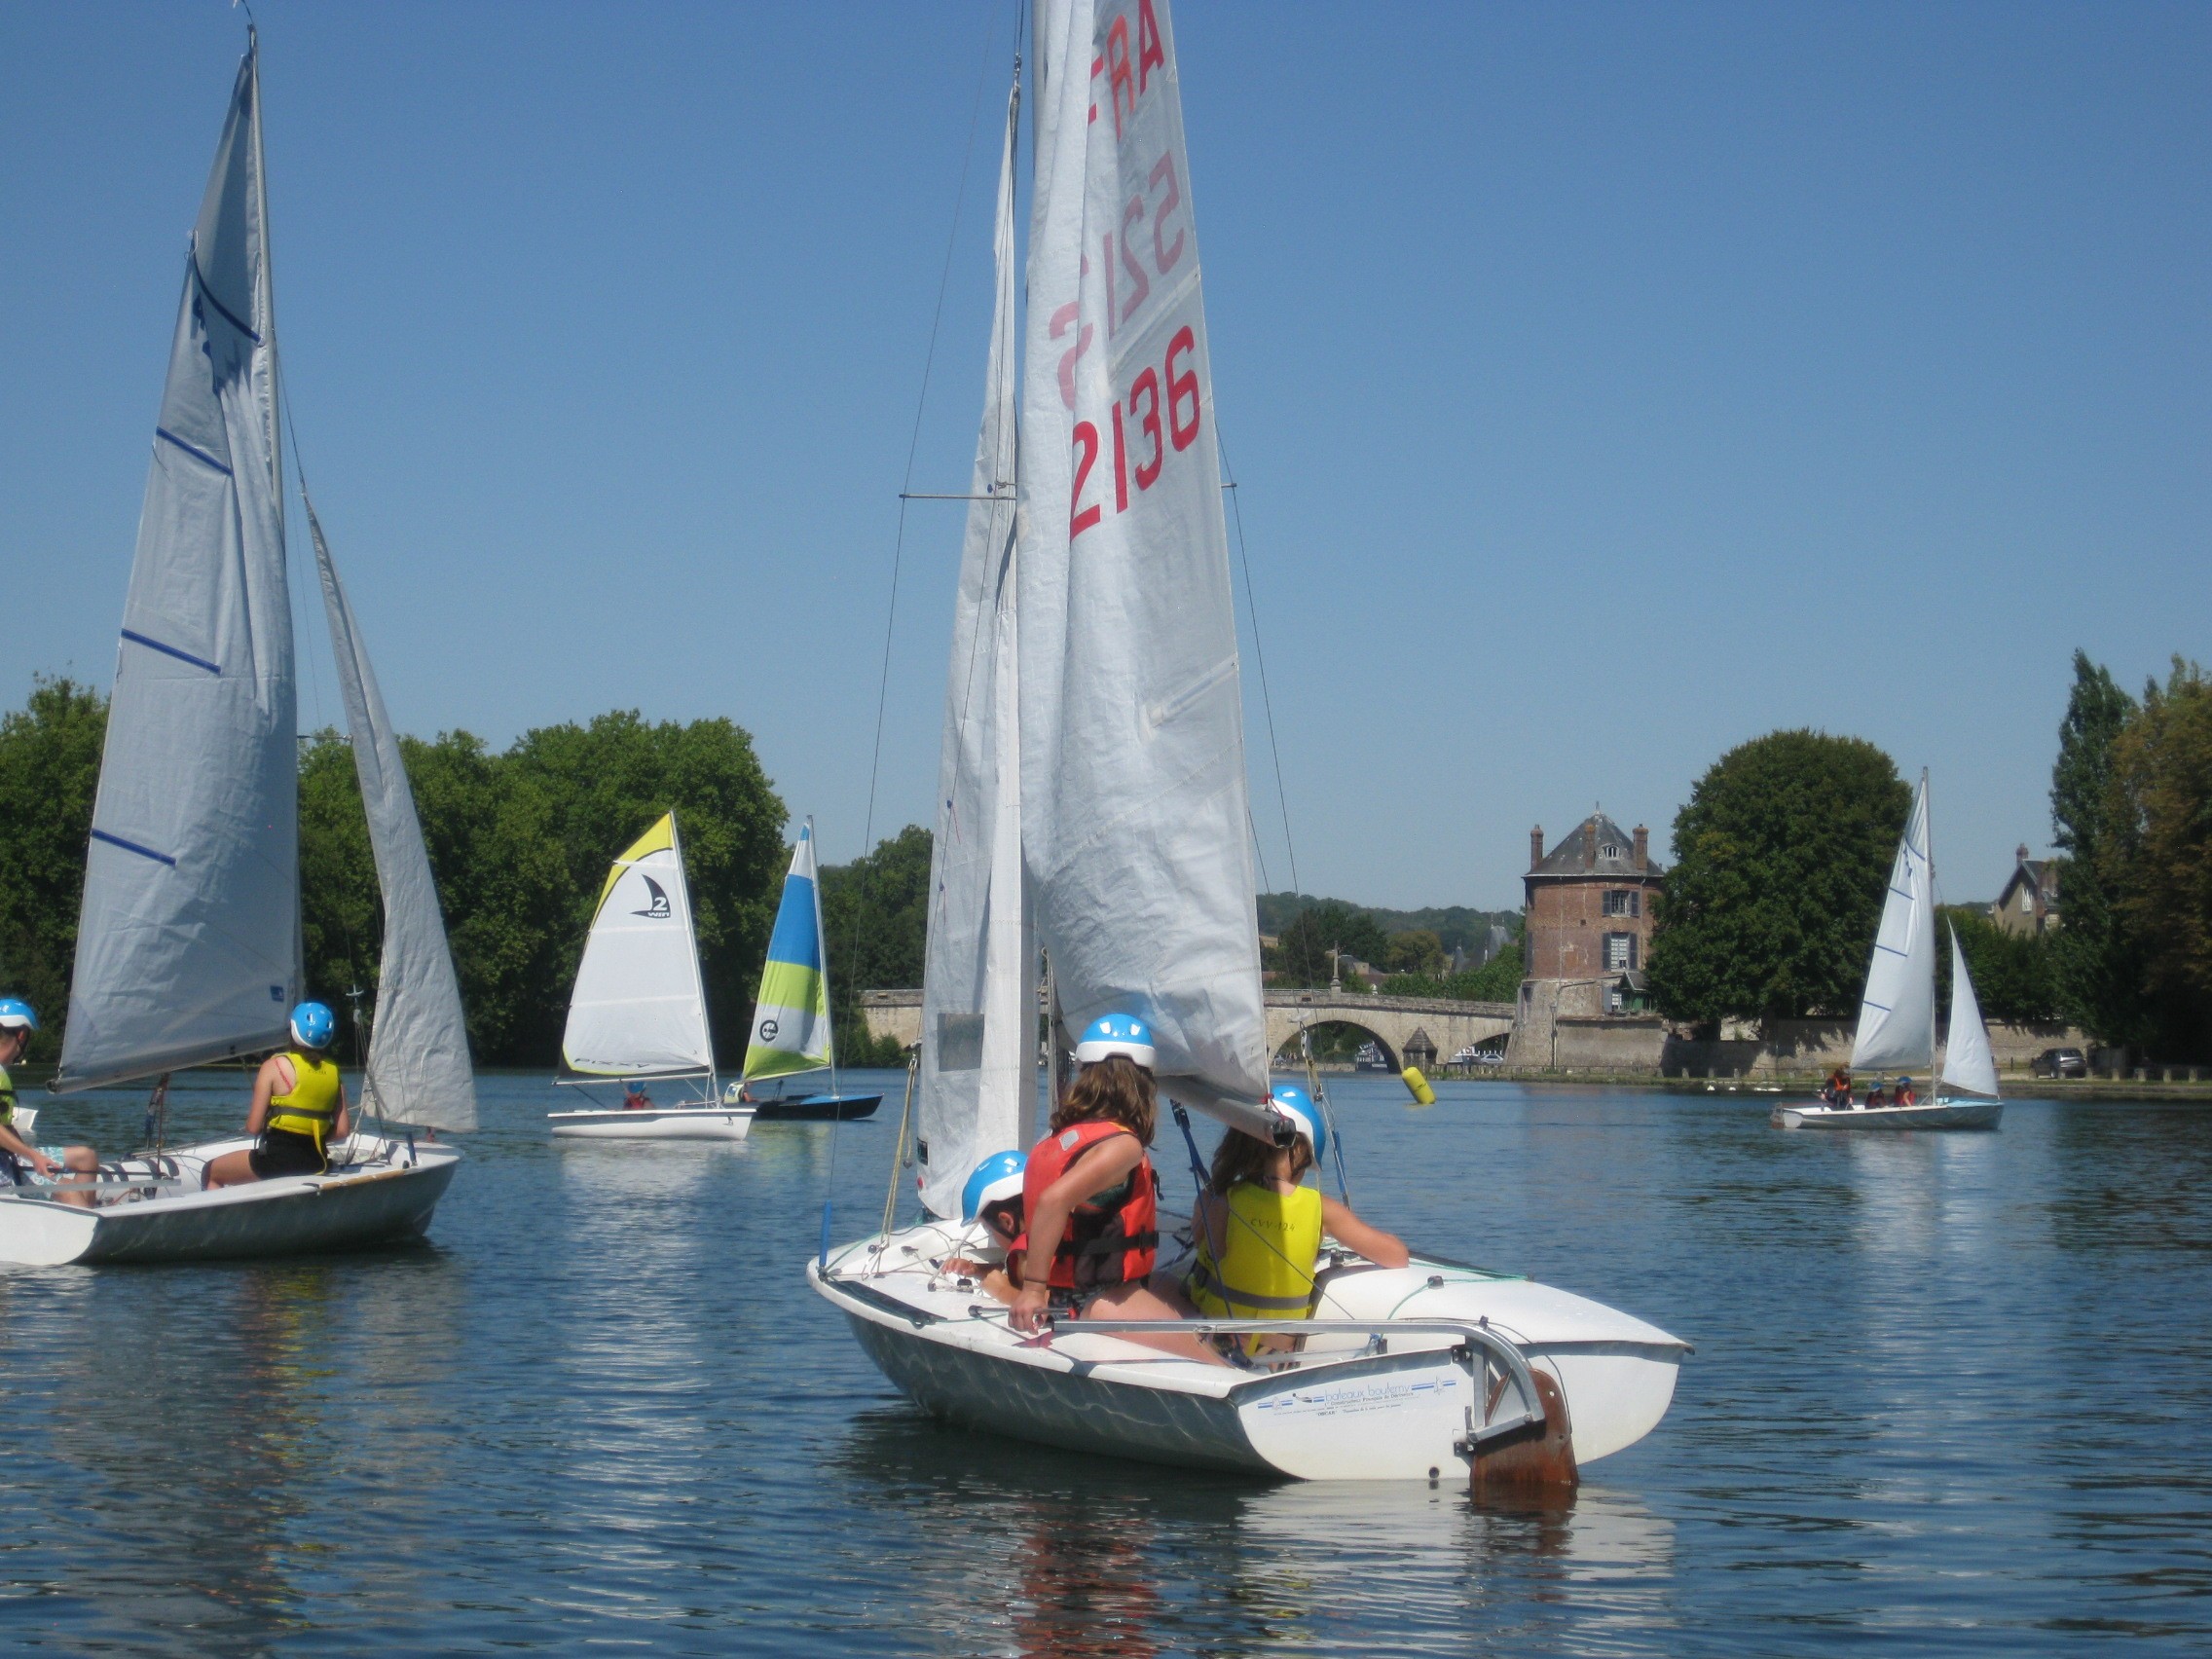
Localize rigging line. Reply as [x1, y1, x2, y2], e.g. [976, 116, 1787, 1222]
[833, 11, 1006, 1256]
[1216, 429, 1301, 901]
[274, 357, 330, 742]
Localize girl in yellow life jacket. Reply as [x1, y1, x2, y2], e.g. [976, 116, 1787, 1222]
[204, 1002, 351, 1189]
[1186, 1085, 1408, 1355]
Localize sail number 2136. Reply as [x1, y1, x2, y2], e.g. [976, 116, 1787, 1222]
[1072, 326, 1199, 540]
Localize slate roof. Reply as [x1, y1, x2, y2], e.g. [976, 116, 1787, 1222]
[1530, 814, 1662, 878]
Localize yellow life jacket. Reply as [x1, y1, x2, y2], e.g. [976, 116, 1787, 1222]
[0, 1061, 15, 1128]
[267, 1051, 342, 1148]
[1187, 1182, 1324, 1346]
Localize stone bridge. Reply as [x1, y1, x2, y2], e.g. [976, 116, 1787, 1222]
[859, 989, 1515, 1072]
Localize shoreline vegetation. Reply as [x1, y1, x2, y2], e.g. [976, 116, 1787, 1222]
[3, 645, 2205, 1078]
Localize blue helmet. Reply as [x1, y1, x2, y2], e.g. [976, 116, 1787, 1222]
[1270, 1084, 1327, 1167]
[0, 998, 38, 1033]
[1075, 1013, 1156, 1070]
[961, 1149, 1026, 1223]
[290, 1001, 337, 1050]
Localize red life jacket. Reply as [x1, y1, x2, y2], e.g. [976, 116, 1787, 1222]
[1014, 1120, 1160, 1292]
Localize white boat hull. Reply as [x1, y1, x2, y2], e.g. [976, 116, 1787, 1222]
[0, 1135, 460, 1267]
[1774, 1097, 2003, 1130]
[810, 1222, 1687, 1482]
[548, 1106, 755, 1140]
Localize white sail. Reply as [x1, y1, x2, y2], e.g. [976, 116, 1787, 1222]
[1940, 929, 2001, 1100]
[561, 814, 716, 1078]
[307, 501, 477, 1131]
[1851, 773, 1936, 1075]
[916, 85, 1037, 1218]
[55, 39, 298, 1092]
[1018, 0, 1270, 1125]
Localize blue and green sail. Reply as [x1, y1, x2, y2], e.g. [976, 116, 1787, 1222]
[743, 824, 834, 1082]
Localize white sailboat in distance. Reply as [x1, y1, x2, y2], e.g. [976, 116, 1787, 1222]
[549, 813, 753, 1140]
[0, 31, 469, 1267]
[1775, 771, 2004, 1130]
[808, 0, 1688, 1493]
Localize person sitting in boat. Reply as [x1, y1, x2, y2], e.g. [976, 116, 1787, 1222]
[623, 1081, 653, 1111]
[1007, 1014, 1224, 1363]
[204, 1002, 351, 1189]
[1821, 1067, 1852, 1107]
[1186, 1085, 1408, 1358]
[0, 999, 99, 1207]
[939, 1149, 1027, 1304]
[1862, 1083, 1887, 1110]
[1894, 1075, 1916, 1107]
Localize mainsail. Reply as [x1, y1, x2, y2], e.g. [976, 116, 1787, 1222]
[55, 38, 299, 1091]
[1851, 773, 1936, 1075]
[1940, 929, 2001, 1100]
[1018, 0, 1270, 1124]
[743, 826, 835, 1083]
[916, 86, 1035, 1217]
[561, 814, 716, 1078]
[308, 501, 477, 1131]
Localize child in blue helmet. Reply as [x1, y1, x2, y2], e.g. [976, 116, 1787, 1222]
[204, 1002, 353, 1188]
[939, 1150, 1028, 1305]
[0, 999, 100, 1206]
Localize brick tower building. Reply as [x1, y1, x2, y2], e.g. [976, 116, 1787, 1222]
[1523, 814, 1664, 980]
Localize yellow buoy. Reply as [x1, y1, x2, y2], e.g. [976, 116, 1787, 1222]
[1400, 1065, 1436, 1105]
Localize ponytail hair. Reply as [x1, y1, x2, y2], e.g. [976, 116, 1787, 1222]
[1051, 1053, 1156, 1145]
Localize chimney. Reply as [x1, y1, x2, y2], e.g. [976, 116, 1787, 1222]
[2017, 843, 2030, 866]
[1530, 826, 1544, 869]
[1634, 825, 1649, 871]
[1584, 818, 1597, 869]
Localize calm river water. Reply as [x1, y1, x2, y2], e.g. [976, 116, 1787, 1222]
[1, 1071, 2207, 1654]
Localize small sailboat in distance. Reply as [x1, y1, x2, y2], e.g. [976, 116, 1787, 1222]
[549, 813, 753, 1140]
[724, 824, 881, 1123]
[1775, 771, 2004, 1130]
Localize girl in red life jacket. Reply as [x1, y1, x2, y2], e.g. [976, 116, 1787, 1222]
[1008, 1015, 1227, 1365]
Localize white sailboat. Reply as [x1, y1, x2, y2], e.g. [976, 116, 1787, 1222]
[548, 813, 752, 1140]
[0, 33, 470, 1267]
[810, 0, 1688, 1492]
[721, 825, 883, 1122]
[1775, 771, 2004, 1130]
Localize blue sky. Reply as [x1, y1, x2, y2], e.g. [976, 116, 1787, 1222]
[3, 2, 2204, 910]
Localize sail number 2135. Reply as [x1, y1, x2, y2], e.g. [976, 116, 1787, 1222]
[1071, 326, 1199, 540]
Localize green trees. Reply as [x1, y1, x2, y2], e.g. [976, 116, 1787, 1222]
[2106, 660, 2212, 1058]
[4, 678, 792, 1068]
[0, 680, 107, 1061]
[818, 825, 933, 1066]
[1647, 730, 1910, 1027]
[2047, 652, 2139, 1048]
[2044, 653, 2211, 1061]
[1266, 901, 1390, 988]
[1938, 906, 2058, 1023]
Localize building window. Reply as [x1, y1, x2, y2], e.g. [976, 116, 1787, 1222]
[1606, 984, 1624, 1013]
[1604, 933, 1637, 972]
[2020, 890, 2033, 913]
[1603, 890, 1640, 917]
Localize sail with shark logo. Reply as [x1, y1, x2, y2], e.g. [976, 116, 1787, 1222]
[808, 0, 1687, 1489]
[1, 30, 468, 1266]
[550, 812, 752, 1138]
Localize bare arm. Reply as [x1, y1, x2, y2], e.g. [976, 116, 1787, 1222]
[245, 1055, 289, 1137]
[1193, 1189, 1228, 1261]
[334, 1082, 350, 1142]
[0, 1121, 58, 1175]
[1009, 1134, 1144, 1332]
[1321, 1195, 1409, 1269]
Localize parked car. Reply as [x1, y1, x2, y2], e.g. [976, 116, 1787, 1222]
[2031, 1048, 2086, 1079]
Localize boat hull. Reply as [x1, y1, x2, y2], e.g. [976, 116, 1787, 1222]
[549, 1106, 754, 1140]
[749, 1093, 882, 1123]
[810, 1227, 1687, 1482]
[0, 1136, 460, 1267]
[1773, 1098, 2003, 1130]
